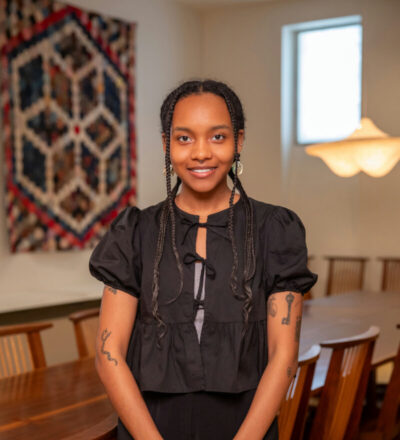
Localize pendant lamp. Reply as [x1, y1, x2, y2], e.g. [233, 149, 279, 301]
[305, 117, 400, 177]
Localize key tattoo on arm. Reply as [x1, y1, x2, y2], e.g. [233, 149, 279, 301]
[281, 292, 294, 325]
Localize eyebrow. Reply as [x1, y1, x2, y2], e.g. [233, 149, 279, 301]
[172, 125, 231, 133]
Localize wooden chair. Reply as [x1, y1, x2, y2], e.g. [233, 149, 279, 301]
[378, 257, 400, 292]
[0, 321, 53, 378]
[278, 344, 321, 440]
[359, 324, 400, 440]
[324, 256, 369, 296]
[69, 307, 100, 359]
[309, 326, 380, 440]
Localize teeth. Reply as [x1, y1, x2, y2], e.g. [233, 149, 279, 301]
[192, 168, 213, 173]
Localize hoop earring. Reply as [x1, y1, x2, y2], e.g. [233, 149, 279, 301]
[162, 164, 175, 176]
[231, 160, 243, 176]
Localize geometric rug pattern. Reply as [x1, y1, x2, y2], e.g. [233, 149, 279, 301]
[0, 0, 136, 251]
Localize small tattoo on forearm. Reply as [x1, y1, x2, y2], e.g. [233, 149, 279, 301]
[295, 316, 301, 342]
[101, 329, 118, 366]
[106, 286, 117, 295]
[282, 292, 294, 325]
[287, 366, 292, 378]
[267, 295, 277, 317]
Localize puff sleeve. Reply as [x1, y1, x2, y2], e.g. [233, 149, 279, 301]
[265, 206, 318, 296]
[89, 206, 142, 298]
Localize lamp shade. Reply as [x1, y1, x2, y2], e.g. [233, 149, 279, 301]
[305, 117, 400, 177]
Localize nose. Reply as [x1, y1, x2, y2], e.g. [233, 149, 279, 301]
[191, 138, 212, 161]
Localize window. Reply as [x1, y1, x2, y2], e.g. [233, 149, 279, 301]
[282, 16, 362, 147]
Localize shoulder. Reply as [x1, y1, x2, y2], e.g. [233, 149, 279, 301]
[247, 198, 307, 246]
[111, 200, 168, 234]
[106, 205, 141, 235]
[111, 200, 165, 224]
[137, 200, 165, 226]
[248, 197, 302, 227]
[112, 204, 141, 223]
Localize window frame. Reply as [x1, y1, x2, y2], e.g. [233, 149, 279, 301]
[281, 15, 363, 149]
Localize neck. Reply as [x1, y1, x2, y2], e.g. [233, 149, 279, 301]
[175, 180, 240, 218]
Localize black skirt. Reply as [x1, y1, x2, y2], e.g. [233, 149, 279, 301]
[117, 388, 279, 440]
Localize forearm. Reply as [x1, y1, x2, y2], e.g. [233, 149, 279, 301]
[234, 290, 303, 440]
[233, 353, 295, 440]
[96, 355, 163, 440]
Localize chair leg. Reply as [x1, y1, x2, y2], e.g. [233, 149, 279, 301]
[364, 369, 379, 419]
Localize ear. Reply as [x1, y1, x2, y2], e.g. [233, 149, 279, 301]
[162, 132, 166, 153]
[237, 129, 244, 154]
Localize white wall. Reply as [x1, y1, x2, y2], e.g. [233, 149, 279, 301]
[201, 0, 400, 296]
[0, 0, 202, 313]
[2, 0, 398, 364]
[2, 0, 399, 309]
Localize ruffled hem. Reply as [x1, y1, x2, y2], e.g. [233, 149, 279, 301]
[126, 319, 268, 393]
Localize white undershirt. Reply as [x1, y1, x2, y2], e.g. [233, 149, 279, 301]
[193, 261, 205, 342]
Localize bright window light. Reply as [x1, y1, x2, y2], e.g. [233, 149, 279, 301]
[297, 24, 362, 144]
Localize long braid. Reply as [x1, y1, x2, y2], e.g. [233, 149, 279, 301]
[231, 171, 256, 338]
[151, 199, 168, 349]
[152, 91, 185, 349]
[218, 85, 255, 338]
[164, 99, 184, 299]
[221, 93, 241, 300]
[153, 79, 256, 348]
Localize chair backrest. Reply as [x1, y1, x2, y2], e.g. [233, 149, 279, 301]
[379, 257, 400, 292]
[279, 344, 321, 440]
[325, 256, 368, 296]
[375, 325, 400, 440]
[69, 307, 100, 359]
[0, 322, 53, 378]
[310, 326, 380, 440]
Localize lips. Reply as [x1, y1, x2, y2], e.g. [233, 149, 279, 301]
[190, 168, 215, 173]
[188, 167, 217, 178]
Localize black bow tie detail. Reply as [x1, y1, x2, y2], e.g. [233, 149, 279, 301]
[183, 252, 216, 279]
[183, 252, 216, 318]
[179, 216, 229, 245]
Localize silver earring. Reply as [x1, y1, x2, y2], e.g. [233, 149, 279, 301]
[163, 164, 175, 176]
[232, 160, 243, 176]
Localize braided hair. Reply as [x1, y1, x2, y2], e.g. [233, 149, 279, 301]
[153, 79, 256, 349]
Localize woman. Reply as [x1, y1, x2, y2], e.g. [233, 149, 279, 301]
[89, 79, 318, 440]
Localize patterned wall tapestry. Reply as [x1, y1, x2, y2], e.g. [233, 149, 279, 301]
[0, 0, 136, 252]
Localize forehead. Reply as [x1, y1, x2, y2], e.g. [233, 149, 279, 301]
[172, 93, 231, 127]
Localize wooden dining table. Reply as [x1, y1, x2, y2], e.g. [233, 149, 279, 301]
[299, 289, 400, 393]
[0, 289, 398, 439]
[0, 356, 117, 440]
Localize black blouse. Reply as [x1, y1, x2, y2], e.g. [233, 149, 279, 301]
[89, 196, 318, 394]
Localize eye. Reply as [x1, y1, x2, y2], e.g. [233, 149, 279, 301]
[177, 135, 191, 143]
[212, 133, 226, 141]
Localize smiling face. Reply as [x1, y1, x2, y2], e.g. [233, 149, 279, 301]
[164, 92, 243, 197]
